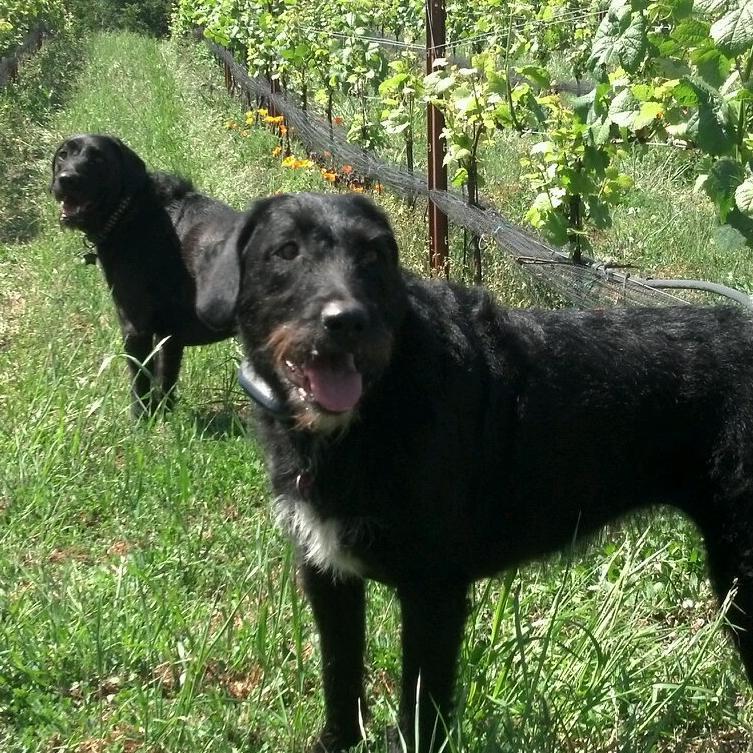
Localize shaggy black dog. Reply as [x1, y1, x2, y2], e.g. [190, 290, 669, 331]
[51, 133, 240, 416]
[197, 192, 753, 752]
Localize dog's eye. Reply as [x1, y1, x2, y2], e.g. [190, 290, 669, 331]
[274, 243, 299, 261]
[57, 150, 68, 160]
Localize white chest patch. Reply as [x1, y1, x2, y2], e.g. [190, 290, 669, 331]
[275, 495, 364, 578]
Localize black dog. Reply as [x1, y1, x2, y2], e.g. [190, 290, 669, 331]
[52, 133, 240, 416]
[197, 192, 753, 752]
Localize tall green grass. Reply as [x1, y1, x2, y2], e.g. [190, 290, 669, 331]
[0, 31, 750, 752]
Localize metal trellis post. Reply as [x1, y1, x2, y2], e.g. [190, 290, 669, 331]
[426, 0, 449, 276]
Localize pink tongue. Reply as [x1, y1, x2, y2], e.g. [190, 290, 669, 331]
[303, 362, 363, 413]
[62, 198, 86, 215]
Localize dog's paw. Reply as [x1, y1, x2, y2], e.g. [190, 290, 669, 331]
[385, 726, 410, 753]
[130, 399, 151, 420]
[307, 727, 361, 753]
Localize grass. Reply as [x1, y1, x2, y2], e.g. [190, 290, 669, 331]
[0, 29, 752, 753]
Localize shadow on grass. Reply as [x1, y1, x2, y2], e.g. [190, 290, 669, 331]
[191, 405, 252, 440]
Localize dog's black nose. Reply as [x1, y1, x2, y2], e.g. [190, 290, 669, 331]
[56, 172, 81, 190]
[321, 301, 369, 338]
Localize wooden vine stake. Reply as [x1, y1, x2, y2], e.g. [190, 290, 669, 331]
[426, 0, 449, 277]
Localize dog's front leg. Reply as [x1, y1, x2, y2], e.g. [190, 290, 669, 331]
[300, 562, 366, 752]
[396, 581, 469, 753]
[123, 332, 155, 418]
[154, 335, 183, 412]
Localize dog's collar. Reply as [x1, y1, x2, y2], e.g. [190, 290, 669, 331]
[237, 359, 290, 418]
[237, 360, 315, 497]
[84, 195, 134, 248]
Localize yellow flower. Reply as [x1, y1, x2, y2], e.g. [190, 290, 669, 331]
[272, 146, 282, 157]
[321, 170, 337, 183]
[279, 125, 288, 136]
[282, 156, 315, 170]
[257, 108, 269, 117]
[225, 119, 238, 129]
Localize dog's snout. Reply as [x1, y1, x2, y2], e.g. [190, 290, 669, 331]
[56, 171, 81, 190]
[321, 301, 369, 338]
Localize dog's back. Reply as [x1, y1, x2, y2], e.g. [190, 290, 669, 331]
[195, 191, 753, 753]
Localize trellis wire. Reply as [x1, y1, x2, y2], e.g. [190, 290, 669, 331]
[207, 40, 751, 310]
[306, 6, 606, 53]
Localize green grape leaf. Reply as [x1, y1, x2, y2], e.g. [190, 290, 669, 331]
[726, 208, 753, 247]
[671, 18, 710, 46]
[633, 101, 663, 130]
[588, 0, 647, 73]
[736, 178, 753, 215]
[692, 46, 733, 89]
[703, 157, 745, 219]
[693, 0, 733, 16]
[710, 0, 753, 55]
[696, 104, 736, 155]
[608, 87, 640, 128]
[515, 64, 551, 89]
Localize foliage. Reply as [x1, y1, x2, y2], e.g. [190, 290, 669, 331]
[379, 53, 423, 172]
[522, 92, 633, 259]
[0, 30, 83, 241]
[585, 0, 753, 246]
[67, 0, 173, 37]
[0, 0, 67, 57]
[171, 0, 753, 258]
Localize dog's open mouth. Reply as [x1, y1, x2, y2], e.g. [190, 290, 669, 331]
[285, 352, 363, 414]
[59, 196, 93, 223]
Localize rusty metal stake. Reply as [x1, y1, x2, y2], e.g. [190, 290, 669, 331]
[426, 0, 449, 277]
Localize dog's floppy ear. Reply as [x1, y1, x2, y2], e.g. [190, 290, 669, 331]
[50, 140, 67, 190]
[50, 142, 62, 173]
[110, 136, 148, 195]
[195, 211, 255, 331]
[196, 195, 284, 331]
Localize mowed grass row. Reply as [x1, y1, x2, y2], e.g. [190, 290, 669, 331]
[0, 31, 751, 753]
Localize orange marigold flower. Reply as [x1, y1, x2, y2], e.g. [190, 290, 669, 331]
[321, 169, 337, 183]
[279, 125, 288, 136]
[351, 185, 365, 193]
